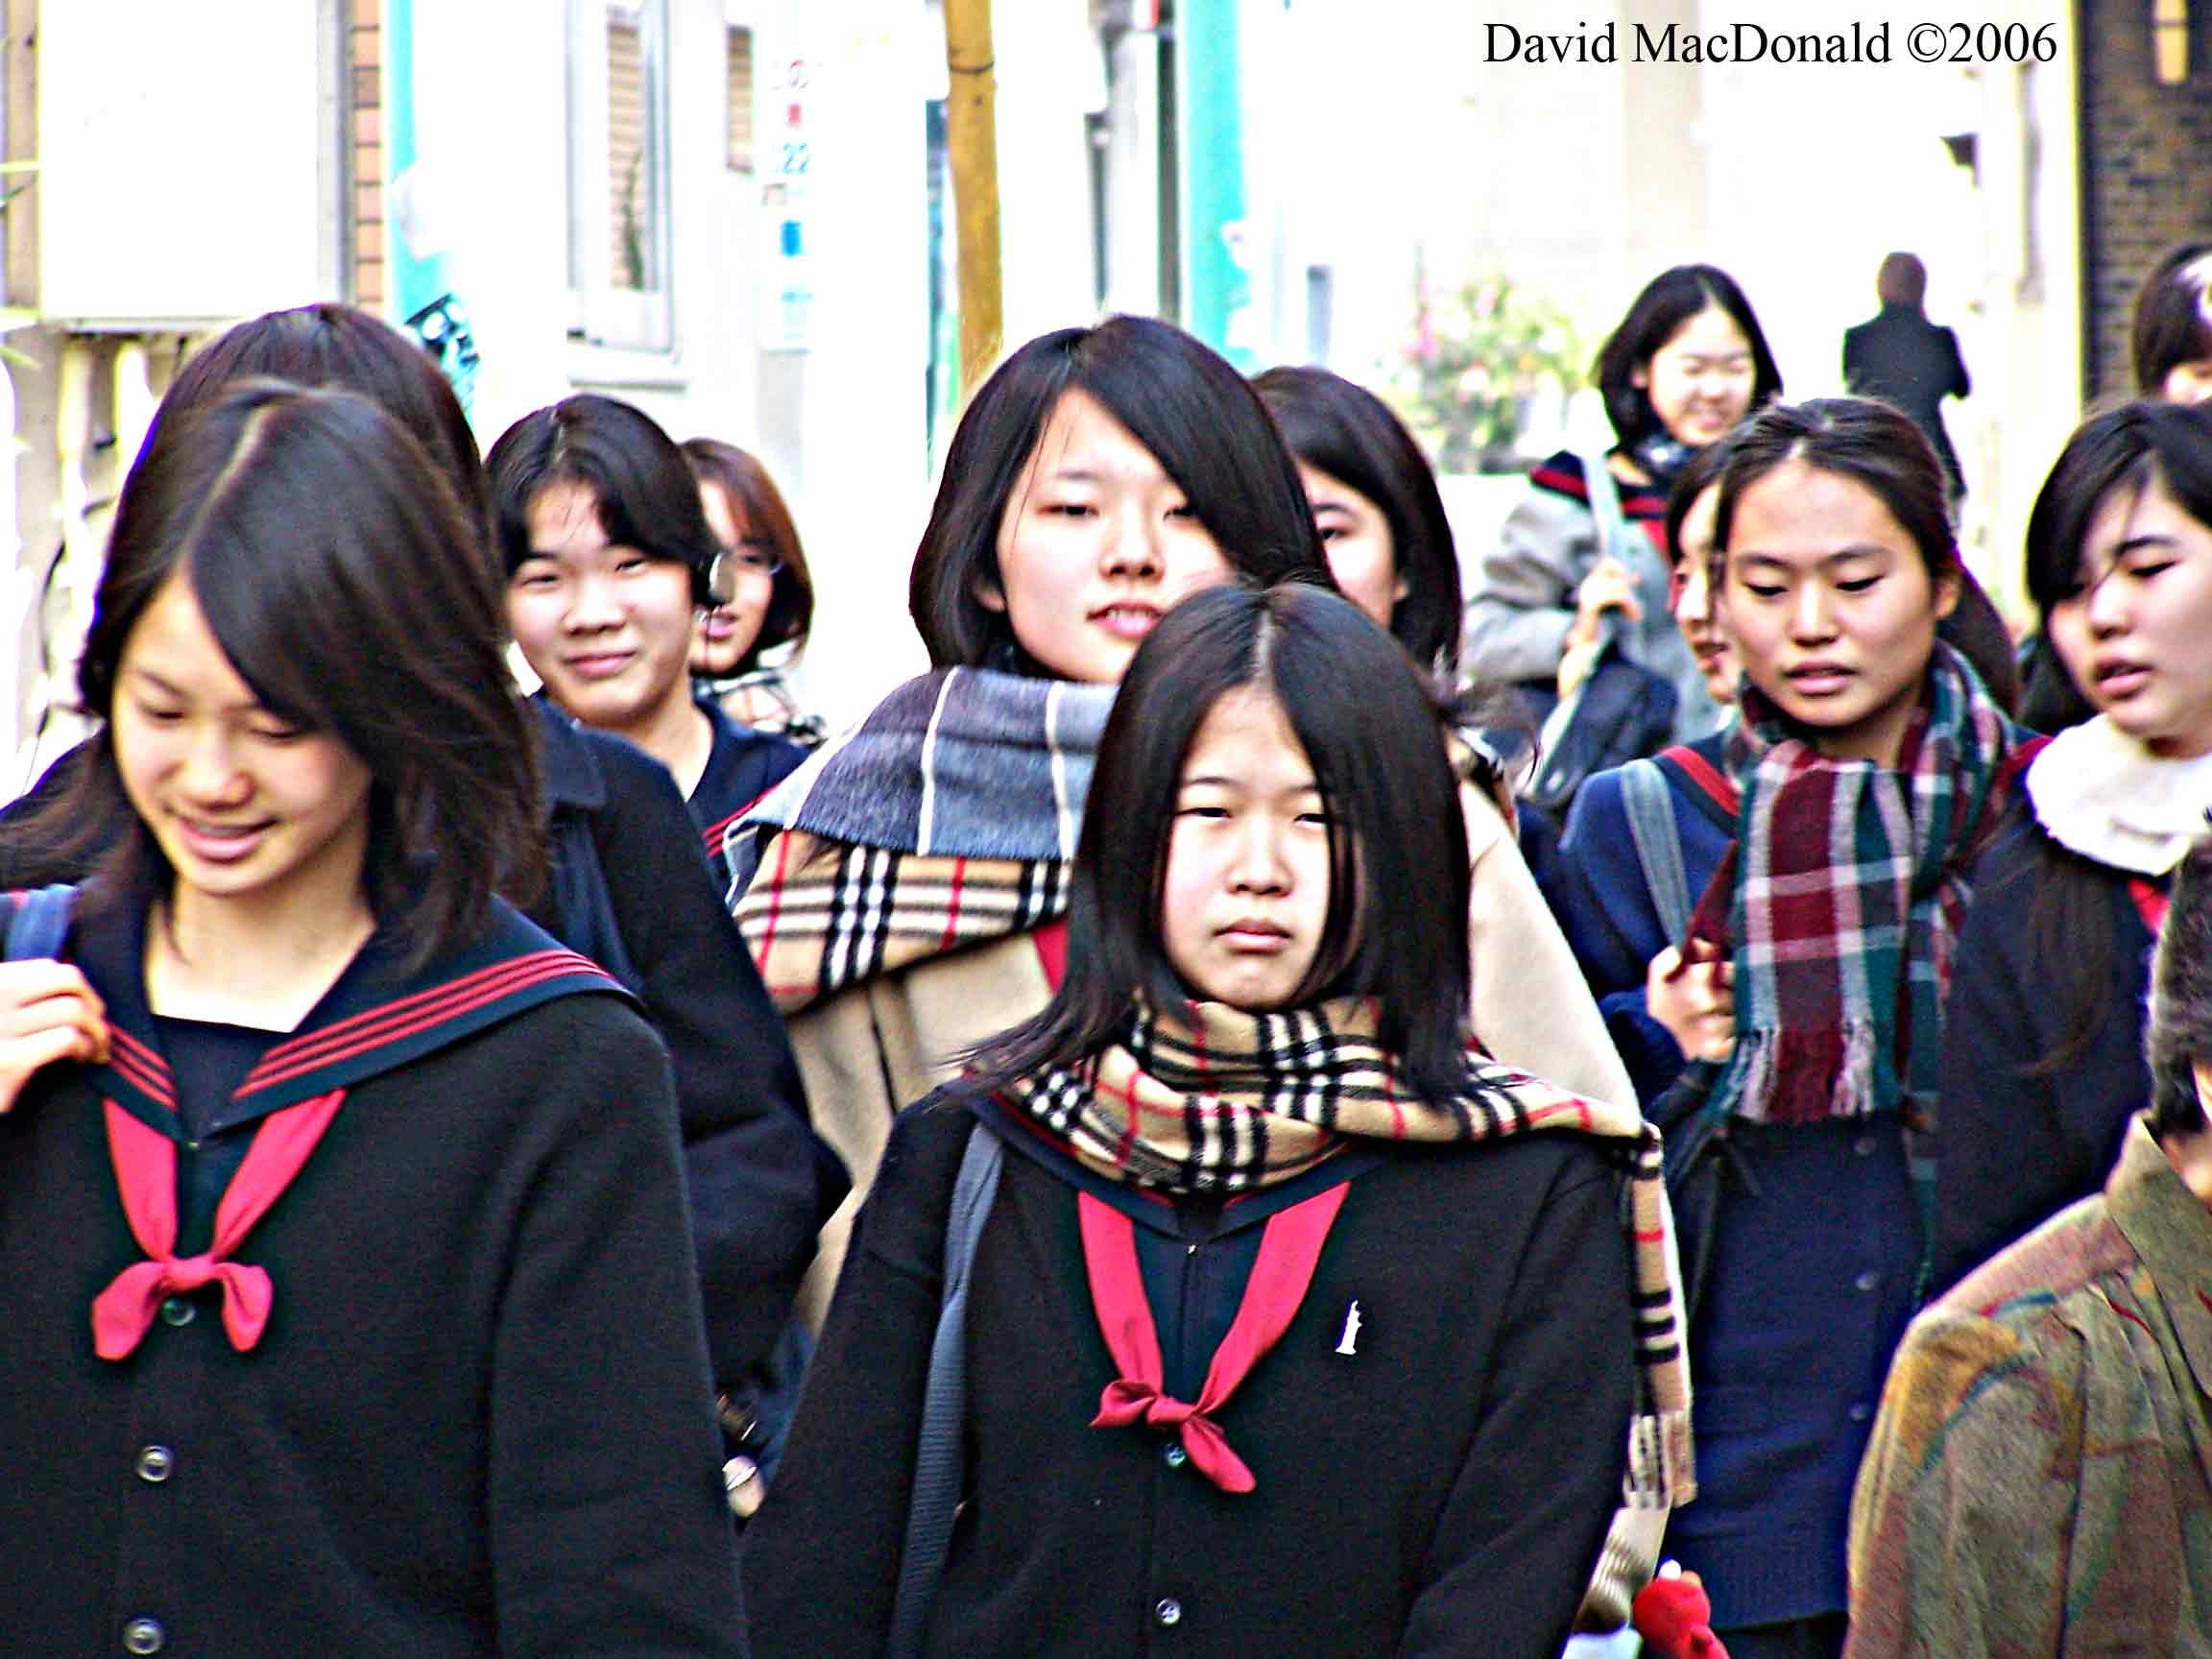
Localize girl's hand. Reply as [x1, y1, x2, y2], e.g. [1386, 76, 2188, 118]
[1558, 559, 1644, 697]
[0, 960, 110, 1114]
[1565, 558, 1644, 650]
[1647, 940, 1735, 1062]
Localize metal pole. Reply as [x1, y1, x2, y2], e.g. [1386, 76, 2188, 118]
[943, 0, 1002, 396]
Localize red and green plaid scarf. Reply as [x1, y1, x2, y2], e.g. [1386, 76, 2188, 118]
[1691, 642, 2012, 1129]
[999, 995, 1695, 1509]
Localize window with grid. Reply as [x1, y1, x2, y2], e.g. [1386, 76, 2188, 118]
[567, 0, 672, 350]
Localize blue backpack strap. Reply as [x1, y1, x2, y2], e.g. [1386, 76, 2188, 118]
[5, 882, 78, 960]
[889, 1118, 1005, 1659]
[1618, 760, 1692, 948]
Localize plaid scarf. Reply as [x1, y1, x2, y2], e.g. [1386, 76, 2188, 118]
[727, 668, 1114, 1013]
[1691, 641, 2011, 1130]
[999, 996, 1695, 1508]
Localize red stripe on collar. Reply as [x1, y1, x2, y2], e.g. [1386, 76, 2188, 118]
[107, 1027, 178, 1112]
[237, 949, 608, 1096]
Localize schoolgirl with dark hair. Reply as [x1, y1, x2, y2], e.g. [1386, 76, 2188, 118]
[743, 582, 1689, 1659]
[0, 306, 830, 1506]
[1935, 401, 2212, 1287]
[1663, 438, 1741, 715]
[1465, 263, 1782, 757]
[905, 314, 1326, 672]
[2131, 242, 2212, 404]
[491, 396, 808, 854]
[0, 382, 743, 1653]
[1250, 363, 1462, 676]
[1551, 397, 2029, 1658]
[725, 316, 1630, 1335]
[682, 436, 826, 746]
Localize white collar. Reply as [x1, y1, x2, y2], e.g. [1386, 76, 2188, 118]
[2028, 715, 2212, 876]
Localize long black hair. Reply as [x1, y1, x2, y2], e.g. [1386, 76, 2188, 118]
[1595, 264, 1783, 448]
[2019, 401, 2212, 1072]
[909, 316, 1331, 668]
[74, 382, 542, 966]
[1252, 364, 1462, 675]
[2131, 243, 2212, 397]
[966, 581, 1474, 1100]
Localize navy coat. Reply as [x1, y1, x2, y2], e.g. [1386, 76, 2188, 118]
[1934, 812, 2156, 1289]
[1552, 744, 1924, 1629]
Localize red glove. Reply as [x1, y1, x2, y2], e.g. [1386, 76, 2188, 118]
[1631, 1572, 1729, 1658]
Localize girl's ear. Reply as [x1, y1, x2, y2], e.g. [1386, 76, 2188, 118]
[974, 572, 1007, 614]
[1933, 566, 1962, 622]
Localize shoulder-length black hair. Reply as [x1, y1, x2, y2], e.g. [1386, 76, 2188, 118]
[909, 315, 1332, 668]
[487, 394, 722, 602]
[149, 301, 490, 537]
[1252, 364, 1462, 676]
[2024, 399, 2212, 619]
[967, 580, 1473, 1100]
[1595, 263, 1783, 448]
[681, 436, 814, 670]
[2016, 404, 2212, 1074]
[75, 382, 542, 967]
[1713, 397, 1960, 589]
[1662, 434, 1736, 572]
[2149, 835, 2212, 1137]
[2131, 243, 2212, 397]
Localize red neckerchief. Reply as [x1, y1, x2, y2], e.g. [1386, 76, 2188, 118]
[1077, 1182, 1347, 1494]
[91, 1085, 348, 1359]
[2130, 877, 2170, 939]
[68, 899, 629, 1363]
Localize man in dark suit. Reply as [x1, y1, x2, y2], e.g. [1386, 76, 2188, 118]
[1843, 252, 1971, 511]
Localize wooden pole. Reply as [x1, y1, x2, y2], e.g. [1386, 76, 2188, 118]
[943, 0, 1002, 396]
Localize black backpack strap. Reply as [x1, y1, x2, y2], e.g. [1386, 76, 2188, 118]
[4, 882, 78, 960]
[888, 1119, 1005, 1659]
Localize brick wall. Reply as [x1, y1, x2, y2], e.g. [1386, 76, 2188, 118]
[350, 0, 384, 312]
[2078, 0, 2212, 397]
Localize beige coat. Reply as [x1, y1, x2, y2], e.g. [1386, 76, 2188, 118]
[781, 783, 1634, 1326]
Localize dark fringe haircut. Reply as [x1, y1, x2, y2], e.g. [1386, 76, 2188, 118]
[908, 316, 1332, 669]
[1252, 364, 1463, 676]
[58, 382, 541, 969]
[488, 394, 723, 603]
[1595, 264, 1783, 448]
[680, 436, 815, 670]
[2020, 400, 2212, 1071]
[962, 581, 1475, 1105]
[2130, 243, 2212, 397]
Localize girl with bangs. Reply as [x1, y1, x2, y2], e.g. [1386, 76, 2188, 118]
[1552, 399, 2030, 1657]
[1936, 401, 2212, 1286]
[743, 582, 1687, 1659]
[0, 304, 829, 1522]
[725, 316, 1631, 1337]
[0, 382, 742, 1654]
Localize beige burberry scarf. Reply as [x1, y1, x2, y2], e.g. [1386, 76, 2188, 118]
[1000, 996, 1695, 1509]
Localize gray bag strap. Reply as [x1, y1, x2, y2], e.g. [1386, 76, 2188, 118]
[1618, 759, 1692, 946]
[1580, 446, 1628, 572]
[888, 1119, 1005, 1659]
[5, 883, 78, 960]
[1528, 456, 1633, 803]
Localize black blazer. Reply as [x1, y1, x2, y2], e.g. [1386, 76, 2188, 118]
[1842, 303, 1970, 490]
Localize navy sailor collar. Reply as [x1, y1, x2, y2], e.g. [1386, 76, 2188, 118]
[68, 893, 630, 1141]
[533, 692, 609, 813]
